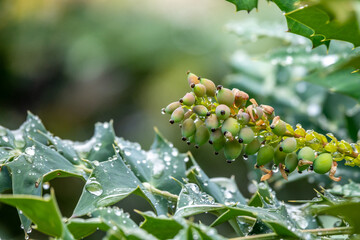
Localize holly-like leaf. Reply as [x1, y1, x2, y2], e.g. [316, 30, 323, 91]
[226, 0, 258, 12]
[0, 189, 73, 239]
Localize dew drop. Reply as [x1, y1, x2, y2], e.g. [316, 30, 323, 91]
[43, 182, 50, 190]
[25, 146, 35, 156]
[124, 150, 131, 156]
[93, 160, 100, 167]
[85, 179, 103, 196]
[272, 165, 279, 173]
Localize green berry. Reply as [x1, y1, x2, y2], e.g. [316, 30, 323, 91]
[280, 138, 297, 153]
[271, 119, 286, 136]
[170, 107, 184, 123]
[238, 127, 255, 144]
[205, 114, 219, 131]
[187, 72, 200, 86]
[237, 112, 250, 124]
[274, 144, 287, 165]
[194, 124, 210, 147]
[200, 78, 216, 97]
[210, 129, 226, 152]
[181, 93, 195, 106]
[313, 153, 333, 174]
[217, 87, 235, 107]
[297, 147, 315, 171]
[256, 145, 274, 166]
[192, 105, 208, 117]
[222, 118, 240, 136]
[165, 102, 181, 114]
[216, 104, 230, 120]
[193, 84, 206, 97]
[181, 119, 196, 138]
[244, 138, 261, 155]
[285, 152, 298, 173]
[224, 140, 243, 160]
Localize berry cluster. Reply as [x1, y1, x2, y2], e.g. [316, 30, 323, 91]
[163, 72, 360, 181]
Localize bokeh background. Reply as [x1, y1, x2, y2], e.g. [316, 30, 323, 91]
[0, 0, 359, 239]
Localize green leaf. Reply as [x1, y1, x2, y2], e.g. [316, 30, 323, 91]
[226, 0, 258, 12]
[21, 112, 49, 147]
[0, 166, 11, 193]
[0, 189, 70, 238]
[5, 139, 85, 232]
[329, 180, 360, 197]
[317, 202, 360, 233]
[73, 152, 167, 217]
[286, 0, 360, 48]
[117, 128, 187, 195]
[67, 207, 137, 239]
[137, 211, 183, 240]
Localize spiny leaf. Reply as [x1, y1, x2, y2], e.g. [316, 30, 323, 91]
[226, 0, 258, 12]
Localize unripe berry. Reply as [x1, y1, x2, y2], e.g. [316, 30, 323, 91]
[274, 144, 286, 165]
[181, 93, 195, 106]
[285, 152, 298, 173]
[210, 129, 226, 151]
[194, 124, 210, 147]
[233, 89, 249, 108]
[224, 140, 243, 160]
[181, 118, 196, 138]
[256, 145, 274, 166]
[297, 147, 315, 171]
[192, 105, 208, 117]
[216, 104, 230, 120]
[170, 107, 185, 123]
[187, 72, 200, 86]
[244, 138, 261, 155]
[199, 78, 216, 97]
[217, 87, 235, 107]
[183, 110, 193, 120]
[205, 114, 219, 131]
[280, 138, 297, 153]
[222, 118, 240, 136]
[193, 84, 206, 97]
[238, 127, 255, 144]
[271, 117, 286, 136]
[237, 112, 250, 124]
[165, 102, 181, 114]
[313, 153, 333, 174]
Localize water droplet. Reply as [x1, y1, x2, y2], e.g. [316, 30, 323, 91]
[85, 179, 103, 196]
[43, 182, 50, 190]
[93, 160, 100, 167]
[94, 143, 102, 151]
[25, 146, 35, 156]
[272, 165, 279, 173]
[184, 157, 189, 162]
[124, 150, 131, 156]
[2, 136, 9, 142]
[26, 228, 32, 234]
[152, 161, 165, 178]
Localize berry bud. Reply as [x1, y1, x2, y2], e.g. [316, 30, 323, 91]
[274, 144, 287, 165]
[165, 102, 181, 114]
[170, 107, 185, 123]
[194, 124, 210, 147]
[187, 72, 200, 86]
[238, 127, 255, 144]
[313, 153, 333, 174]
[217, 87, 235, 107]
[285, 152, 298, 173]
[205, 114, 219, 130]
[193, 84, 207, 97]
[183, 110, 193, 120]
[256, 145, 274, 166]
[222, 118, 240, 136]
[224, 140, 243, 160]
[244, 138, 261, 155]
[181, 118, 196, 138]
[210, 129, 226, 151]
[280, 137, 297, 153]
[215, 104, 230, 120]
[255, 107, 263, 119]
[271, 116, 286, 136]
[181, 92, 196, 106]
[232, 88, 249, 108]
[192, 105, 208, 117]
[199, 78, 216, 97]
[297, 147, 315, 171]
[237, 112, 250, 124]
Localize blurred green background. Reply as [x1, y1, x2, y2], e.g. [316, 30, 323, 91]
[0, 0, 359, 239]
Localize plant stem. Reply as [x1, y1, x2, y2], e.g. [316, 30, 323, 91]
[142, 182, 178, 202]
[229, 226, 353, 240]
